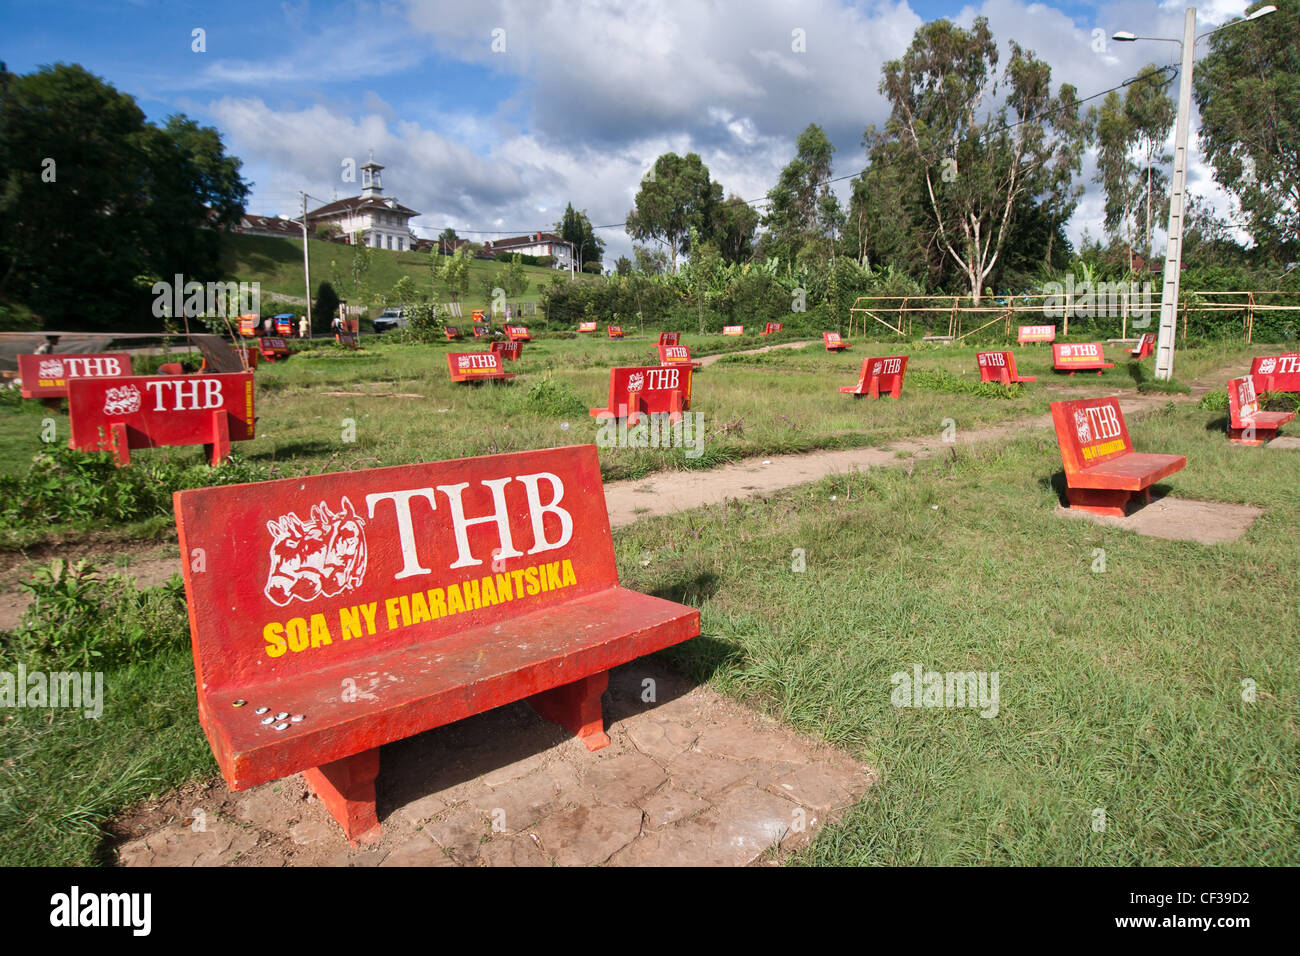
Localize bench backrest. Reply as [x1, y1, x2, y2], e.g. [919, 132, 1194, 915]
[855, 355, 908, 394]
[976, 350, 1022, 382]
[260, 337, 290, 355]
[722, 325, 744, 336]
[578, 321, 597, 332]
[447, 351, 507, 381]
[763, 322, 782, 334]
[505, 325, 530, 339]
[1049, 396, 1133, 475]
[1250, 353, 1300, 392]
[600, 365, 692, 416]
[444, 326, 462, 339]
[18, 353, 132, 399]
[607, 325, 624, 337]
[174, 444, 618, 691]
[657, 344, 693, 365]
[336, 333, 358, 349]
[658, 331, 680, 346]
[1018, 325, 1056, 343]
[823, 332, 845, 347]
[1053, 342, 1107, 368]
[1228, 375, 1260, 423]
[68, 372, 255, 453]
[491, 340, 523, 360]
[1131, 333, 1156, 356]
[472, 325, 488, 338]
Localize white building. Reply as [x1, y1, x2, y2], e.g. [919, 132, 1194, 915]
[482, 232, 575, 270]
[306, 156, 420, 251]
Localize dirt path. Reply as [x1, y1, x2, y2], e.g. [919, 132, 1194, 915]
[695, 340, 816, 366]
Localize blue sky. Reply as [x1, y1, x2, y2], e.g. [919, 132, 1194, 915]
[1, 0, 1263, 261]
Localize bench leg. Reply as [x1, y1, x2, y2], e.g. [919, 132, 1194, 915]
[1228, 426, 1272, 446]
[528, 671, 611, 751]
[302, 748, 382, 845]
[109, 422, 130, 467]
[1065, 486, 1132, 518]
[205, 410, 231, 466]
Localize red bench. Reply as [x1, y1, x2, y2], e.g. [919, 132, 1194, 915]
[760, 322, 782, 336]
[823, 332, 851, 352]
[578, 321, 597, 333]
[472, 325, 488, 339]
[1050, 396, 1185, 517]
[505, 325, 532, 342]
[1250, 353, 1300, 393]
[1227, 375, 1295, 445]
[840, 355, 908, 399]
[444, 326, 464, 341]
[607, 325, 625, 339]
[172, 444, 701, 843]
[259, 337, 291, 362]
[491, 340, 523, 361]
[657, 344, 702, 370]
[1052, 343, 1113, 376]
[68, 372, 256, 467]
[335, 333, 359, 350]
[722, 325, 744, 336]
[589, 365, 692, 425]
[1018, 324, 1056, 344]
[976, 351, 1035, 385]
[658, 331, 680, 346]
[1130, 333, 1156, 360]
[18, 353, 132, 401]
[446, 352, 515, 383]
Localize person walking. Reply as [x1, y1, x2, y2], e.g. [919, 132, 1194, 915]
[299, 314, 310, 339]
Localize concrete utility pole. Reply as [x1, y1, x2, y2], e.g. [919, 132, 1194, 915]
[300, 192, 313, 334]
[1113, 5, 1276, 382]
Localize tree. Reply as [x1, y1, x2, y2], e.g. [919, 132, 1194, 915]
[876, 20, 1081, 303]
[614, 256, 633, 276]
[502, 254, 529, 298]
[433, 245, 471, 302]
[1089, 91, 1139, 268]
[633, 244, 669, 275]
[313, 281, 340, 330]
[1125, 65, 1175, 262]
[439, 226, 459, 243]
[555, 203, 605, 270]
[0, 63, 249, 329]
[1194, 0, 1300, 254]
[625, 152, 720, 270]
[762, 124, 842, 266]
[712, 195, 759, 265]
[390, 275, 418, 309]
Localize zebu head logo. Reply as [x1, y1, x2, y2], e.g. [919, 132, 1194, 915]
[1258, 358, 1276, 375]
[38, 359, 64, 379]
[872, 361, 882, 375]
[1074, 410, 1092, 444]
[458, 355, 470, 369]
[264, 498, 368, 606]
[627, 372, 645, 392]
[103, 385, 141, 416]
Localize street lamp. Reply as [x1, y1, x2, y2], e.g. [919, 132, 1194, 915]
[1112, 5, 1275, 381]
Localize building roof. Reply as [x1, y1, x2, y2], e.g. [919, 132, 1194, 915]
[237, 214, 302, 236]
[484, 231, 571, 249]
[307, 195, 420, 220]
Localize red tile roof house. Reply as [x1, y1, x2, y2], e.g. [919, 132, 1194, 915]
[482, 232, 575, 270]
[304, 156, 421, 252]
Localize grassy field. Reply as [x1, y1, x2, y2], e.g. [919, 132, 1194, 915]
[0, 331, 1296, 865]
[221, 232, 593, 309]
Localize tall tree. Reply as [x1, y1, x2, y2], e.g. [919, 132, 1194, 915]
[1194, 0, 1300, 254]
[762, 124, 842, 266]
[555, 202, 605, 269]
[877, 20, 1080, 302]
[711, 195, 759, 264]
[1124, 64, 1175, 262]
[625, 153, 719, 270]
[1089, 90, 1139, 269]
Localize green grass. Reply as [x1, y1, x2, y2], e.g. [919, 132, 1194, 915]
[616, 401, 1300, 865]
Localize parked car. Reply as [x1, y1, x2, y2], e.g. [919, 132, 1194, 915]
[372, 308, 407, 333]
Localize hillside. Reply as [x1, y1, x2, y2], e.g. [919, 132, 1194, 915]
[219, 232, 600, 312]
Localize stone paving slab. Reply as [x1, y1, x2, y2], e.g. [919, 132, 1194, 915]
[1054, 496, 1263, 544]
[112, 658, 875, 867]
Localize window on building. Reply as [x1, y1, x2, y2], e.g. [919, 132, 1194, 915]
[398, 237, 404, 251]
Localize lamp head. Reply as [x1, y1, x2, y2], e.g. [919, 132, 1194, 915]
[1112, 31, 1137, 42]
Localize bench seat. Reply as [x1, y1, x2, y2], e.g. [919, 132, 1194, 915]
[201, 586, 698, 791]
[1069, 452, 1187, 491]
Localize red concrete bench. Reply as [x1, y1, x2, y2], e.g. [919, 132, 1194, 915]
[491, 340, 523, 361]
[722, 325, 744, 336]
[259, 337, 291, 362]
[1018, 324, 1056, 344]
[173, 444, 701, 843]
[823, 332, 851, 352]
[840, 355, 908, 399]
[505, 325, 532, 342]
[658, 331, 680, 346]
[68, 372, 256, 466]
[159, 362, 186, 375]
[1227, 374, 1295, 445]
[1050, 396, 1185, 516]
[1129, 333, 1156, 360]
[446, 352, 515, 383]
[760, 322, 782, 336]
[472, 325, 488, 339]
[1250, 353, 1300, 393]
[335, 333, 359, 350]
[1052, 343, 1113, 376]
[657, 344, 702, 371]
[578, 321, 597, 333]
[976, 351, 1035, 385]
[444, 326, 464, 341]
[18, 353, 132, 401]
[607, 325, 625, 339]
[590, 365, 692, 426]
